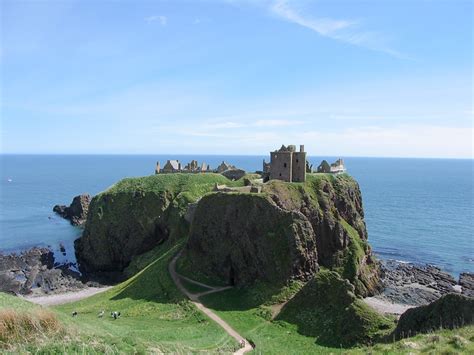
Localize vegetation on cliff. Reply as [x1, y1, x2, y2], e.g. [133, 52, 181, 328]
[276, 270, 394, 347]
[179, 173, 379, 296]
[75, 173, 243, 276]
[180, 192, 318, 287]
[395, 293, 474, 339]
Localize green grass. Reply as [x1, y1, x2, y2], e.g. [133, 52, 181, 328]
[2, 244, 473, 354]
[1, 239, 238, 354]
[360, 326, 474, 354]
[200, 284, 333, 354]
[199, 285, 473, 354]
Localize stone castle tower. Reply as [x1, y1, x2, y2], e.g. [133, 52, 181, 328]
[268, 144, 306, 182]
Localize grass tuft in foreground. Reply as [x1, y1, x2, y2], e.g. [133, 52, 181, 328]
[0, 308, 63, 347]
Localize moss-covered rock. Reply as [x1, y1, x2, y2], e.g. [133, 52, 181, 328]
[276, 270, 394, 347]
[395, 293, 474, 339]
[181, 193, 318, 286]
[75, 174, 239, 278]
[263, 174, 380, 296]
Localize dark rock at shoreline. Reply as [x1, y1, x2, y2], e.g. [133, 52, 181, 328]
[53, 194, 91, 226]
[0, 247, 86, 296]
[395, 293, 474, 339]
[459, 273, 474, 297]
[378, 260, 473, 306]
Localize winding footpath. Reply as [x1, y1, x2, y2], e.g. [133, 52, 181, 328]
[169, 252, 254, 354]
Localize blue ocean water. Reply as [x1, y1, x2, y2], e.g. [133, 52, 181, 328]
[0, 155, 472, 276]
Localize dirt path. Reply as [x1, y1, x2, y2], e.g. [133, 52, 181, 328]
[23, 286, 112, 306]
[169, 252, 254, 354]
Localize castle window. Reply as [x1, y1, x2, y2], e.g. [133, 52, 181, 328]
[296, 159, 299, 163]
[283, 163, 287, 168]
[279, 173, 282, 177]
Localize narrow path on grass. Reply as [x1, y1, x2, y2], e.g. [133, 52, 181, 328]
[169, 251, 254, 354]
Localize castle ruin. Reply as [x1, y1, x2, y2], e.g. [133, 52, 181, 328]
[264, 144, 307, 183]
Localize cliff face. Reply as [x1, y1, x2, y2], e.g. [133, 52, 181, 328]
[183, 193, 318, 286]
[74, 174, 236, 277]
[182, 174, 380, 296]
[75, 173, 379, 296]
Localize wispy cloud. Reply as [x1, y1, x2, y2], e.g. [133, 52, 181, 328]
[270, 0, 405, 58]
[145, 15, 167, 26]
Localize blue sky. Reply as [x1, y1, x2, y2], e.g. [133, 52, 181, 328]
[1, 0, 472, 158]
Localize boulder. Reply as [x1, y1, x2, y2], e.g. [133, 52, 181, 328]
[53, 194, 91, 226]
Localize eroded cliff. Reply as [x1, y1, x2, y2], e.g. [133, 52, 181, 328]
[74, 174, 236, 278]
[181, 174, 380, 296]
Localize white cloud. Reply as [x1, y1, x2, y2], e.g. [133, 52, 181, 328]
[145, 15, 167, 26]
[270, 0, 405, 58]
[254, 119, 304, 127]
[300, 125, 473, 159]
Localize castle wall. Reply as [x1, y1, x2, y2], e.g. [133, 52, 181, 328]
[270, 151, 293, 182]
[292, 152, 306, 182]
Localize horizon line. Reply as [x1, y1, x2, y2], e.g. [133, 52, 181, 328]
[0, 153, 472, 160]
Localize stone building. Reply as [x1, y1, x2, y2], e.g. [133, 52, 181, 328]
[162, 160, 181, 173]
[316, 158, 346, 174]
[216, 161, 236, 173]
[155, 159, 212, 174]
[330, 158, 346, 174]
[264, 144, 307, 183]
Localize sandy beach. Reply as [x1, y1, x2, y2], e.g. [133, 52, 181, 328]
[22, 286, 112, 306]
[363, 297, 414, 316]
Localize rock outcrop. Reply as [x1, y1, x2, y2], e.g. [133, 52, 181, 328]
[394, 293, 474, 339]
[74, 174, 235, 278]
[276, 270, 393, 347]
[459, 273, 474, 297]
[74, 173, 380, 296]
[53, 194, 91, 226]
[182, 174, 380, 296]
[0, 247, 84, 295]
[183, 193, 318, 286]
[378, 261, 460, 305]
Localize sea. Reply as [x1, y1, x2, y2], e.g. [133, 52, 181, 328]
[0, 155, 472, 276]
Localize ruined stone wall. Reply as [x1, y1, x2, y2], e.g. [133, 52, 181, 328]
[270, 151, 292, 182]
[292, 152, 306, 182]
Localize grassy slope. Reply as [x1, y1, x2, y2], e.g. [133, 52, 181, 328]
[55, 238, 236, 353]
[1, 239, 237, 354]
[199, 286, 473, 354]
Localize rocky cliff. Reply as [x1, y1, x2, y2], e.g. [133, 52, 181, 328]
[74, 174, 240, 278]
[53, 194, 91, 226]
[75, 173, 379, 296]
[183, 193, 319, 286]
[181, 174, 380, 296]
